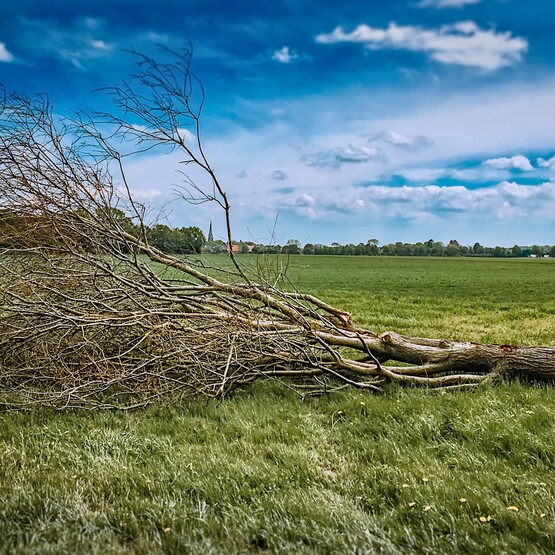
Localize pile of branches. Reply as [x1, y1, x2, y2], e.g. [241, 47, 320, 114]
[1, 47, 554, 409]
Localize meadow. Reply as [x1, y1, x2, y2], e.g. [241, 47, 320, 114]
[1, 256, 555, 554]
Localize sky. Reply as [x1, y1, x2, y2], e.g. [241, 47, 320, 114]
[1, 0, 554, 247]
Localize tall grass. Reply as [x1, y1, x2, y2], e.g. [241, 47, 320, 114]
[2, 256, 555, 553]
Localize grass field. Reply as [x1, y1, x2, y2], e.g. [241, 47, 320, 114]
[1, 256, 555, 554]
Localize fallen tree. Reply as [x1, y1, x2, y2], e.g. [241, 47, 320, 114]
[1, 47, 554, 409]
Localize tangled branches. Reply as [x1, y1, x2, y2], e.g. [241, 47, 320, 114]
[1, 48, 555, 409]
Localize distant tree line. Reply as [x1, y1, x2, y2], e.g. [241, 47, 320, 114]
[2, 210, 553, 258]
[247, 238, 555, 258]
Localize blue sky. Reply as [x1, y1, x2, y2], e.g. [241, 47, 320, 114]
[1, 0, 554, 246]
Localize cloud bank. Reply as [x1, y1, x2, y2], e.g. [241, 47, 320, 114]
[316, 20, 527, 71]
[280, 181, 555, 223]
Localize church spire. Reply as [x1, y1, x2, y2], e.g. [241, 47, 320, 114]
[208, 221, 214, 243]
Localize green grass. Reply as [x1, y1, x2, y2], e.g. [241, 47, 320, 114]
[281, 255, 555, 345]
[2, 256, 555, 553]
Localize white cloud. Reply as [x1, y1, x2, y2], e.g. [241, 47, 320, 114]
[88, 39, 112, 51]
[130, 188, 163, 201]
[483, 155, 534, 171]
[272, 46, 299, 64]
[0, 42, 14, 63]
[19, 18, 115, 69]
[302, 144, 386, 168]
[369, 131, 434, 150]
[176, 128, 197, 143]
[416, 0, 481, 8]
[287, 192, 367, 219]
[295, 193, 316, 208]
[538, 155, 555, 170]
[315, 20, 527, 71]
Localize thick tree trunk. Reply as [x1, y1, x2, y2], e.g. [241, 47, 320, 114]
[354, 331, 555, 385]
